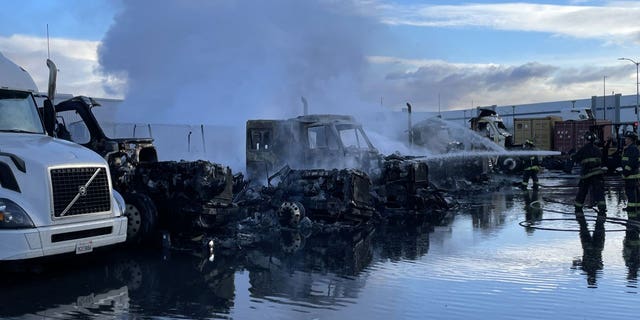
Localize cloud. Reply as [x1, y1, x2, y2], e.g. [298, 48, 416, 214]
[0, 34, 123, 98]
[369, 2, 640, 43]
[366, 56, 633, 110]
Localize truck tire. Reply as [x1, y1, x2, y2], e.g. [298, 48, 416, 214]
[499, 156, 521, 174]
[123, 192, 158, 244]
[277, 201, 306, 227]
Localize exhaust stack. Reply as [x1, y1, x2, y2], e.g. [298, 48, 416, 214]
[301, 96, 308, 116]
[46, 59, 57, 104]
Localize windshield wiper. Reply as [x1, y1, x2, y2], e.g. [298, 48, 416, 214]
[0, 129, 40, 134]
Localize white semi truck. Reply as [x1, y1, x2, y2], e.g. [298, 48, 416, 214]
[0, 52, 127, 260]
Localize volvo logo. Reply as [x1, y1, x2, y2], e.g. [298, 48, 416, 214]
[60, 168, 102, 217]
[78, 185, 87, 197]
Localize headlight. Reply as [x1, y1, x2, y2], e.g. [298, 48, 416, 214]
[112, 190, 125, 217]
[0, 198, 35, 229]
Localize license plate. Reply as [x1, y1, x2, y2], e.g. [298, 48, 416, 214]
[76, 240, 93, 254]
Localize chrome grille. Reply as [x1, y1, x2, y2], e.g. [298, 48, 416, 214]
[50, 167, 111, 217]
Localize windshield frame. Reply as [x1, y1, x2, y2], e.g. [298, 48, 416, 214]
[335, 123, 375, 151]
[0, 89, 45, 134]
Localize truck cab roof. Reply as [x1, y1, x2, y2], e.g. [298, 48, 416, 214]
[0, 52, 37, 92]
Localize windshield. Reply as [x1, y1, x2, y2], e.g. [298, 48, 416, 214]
[496, 121, 511, 136]
[0, 89, 44, 134]
[336, 124, 372, 150]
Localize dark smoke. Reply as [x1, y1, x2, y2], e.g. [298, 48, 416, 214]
[98, 0, 382, 125]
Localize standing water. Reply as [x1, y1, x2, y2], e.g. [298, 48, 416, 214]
[1, 173, 640, 319]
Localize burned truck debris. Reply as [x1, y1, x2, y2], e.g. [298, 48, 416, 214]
[51, 96, 236, 242]
[245, 114, 449, 221]
[265, 166, 375, 225]
[132, 160, 235, 231]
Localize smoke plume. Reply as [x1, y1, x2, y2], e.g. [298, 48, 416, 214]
[98, 0, 381, 125]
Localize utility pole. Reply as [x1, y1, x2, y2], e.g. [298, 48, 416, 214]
[406, 102, 413, 147]
[438, 93, 441, 118]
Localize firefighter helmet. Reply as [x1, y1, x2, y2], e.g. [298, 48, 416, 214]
[584, 131, 597, 142]
[523, 140, 535, 149]
[624, 130, 638, 141]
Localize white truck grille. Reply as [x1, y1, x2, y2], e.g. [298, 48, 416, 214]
[50, 167, 111, 217]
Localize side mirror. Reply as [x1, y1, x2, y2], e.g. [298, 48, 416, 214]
[43, 99, 55, 137]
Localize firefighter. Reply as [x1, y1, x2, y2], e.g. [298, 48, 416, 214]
[571, 131, 606, 216]
[620, 130, 640, 218]
[521, 140, 540, 190]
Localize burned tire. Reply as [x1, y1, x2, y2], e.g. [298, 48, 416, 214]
[123, 193, 158, 244]
[277, 201, 306, 227]
[499, 156, 521, 174]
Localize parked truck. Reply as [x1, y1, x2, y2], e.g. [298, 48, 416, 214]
[469, 108, 515, 149]
[0, 53, 127, 260]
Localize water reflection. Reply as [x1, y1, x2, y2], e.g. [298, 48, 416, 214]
[573, 216, 606, 287]
[469, 192, 515, 230]
[0, 255, 131, 318]
[243, 228, 374, 309]
[0, 250, 238, 319]
[374, 222, 432, 262]
[623, 216, 640, 288]
[523, 189, 543, 234]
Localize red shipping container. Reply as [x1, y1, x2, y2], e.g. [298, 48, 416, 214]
[553, 120, 611, 154]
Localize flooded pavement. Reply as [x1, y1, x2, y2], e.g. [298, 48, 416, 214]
[2, 173, 640, 319]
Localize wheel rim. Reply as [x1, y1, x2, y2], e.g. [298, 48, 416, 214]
[278, 202, 303, 227]
[126, 203, 142, 239]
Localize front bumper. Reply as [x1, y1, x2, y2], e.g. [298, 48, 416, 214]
[0, 217, 128, 260]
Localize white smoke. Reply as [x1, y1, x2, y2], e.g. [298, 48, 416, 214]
[98, 0, 382, 124]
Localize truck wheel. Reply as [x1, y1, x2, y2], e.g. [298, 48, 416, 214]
[277, 201, 306, 227]
[500, 157, 520, 173]
[123, 193, 158, 244]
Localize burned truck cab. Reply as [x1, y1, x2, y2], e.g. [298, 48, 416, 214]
[53, 97, 158, 192]
[246, 114, 445, 224]
[246, 114, 381, 183]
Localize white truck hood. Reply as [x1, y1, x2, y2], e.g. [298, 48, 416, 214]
[0, 133, 112, 226]
[0, 133, 106, 166]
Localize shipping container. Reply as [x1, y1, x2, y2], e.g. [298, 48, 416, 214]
[553, 120, 612, 154]
[514, 116, 561, 150]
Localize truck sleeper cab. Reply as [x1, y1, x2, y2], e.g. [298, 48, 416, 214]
[0, 53, 127, 260]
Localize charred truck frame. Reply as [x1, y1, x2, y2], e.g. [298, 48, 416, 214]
[246, 114, 445, 224]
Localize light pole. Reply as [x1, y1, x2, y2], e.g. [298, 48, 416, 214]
[603, 76, 607, 120]
[618, 57, 640, 124]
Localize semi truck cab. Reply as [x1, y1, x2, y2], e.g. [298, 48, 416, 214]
[0, 52, 127, 260]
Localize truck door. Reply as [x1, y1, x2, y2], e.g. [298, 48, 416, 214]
[246, 121, 277, 181]
[304, 125, 341, 168]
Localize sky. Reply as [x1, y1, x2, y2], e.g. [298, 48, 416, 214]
[2, 0, 640, 123]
